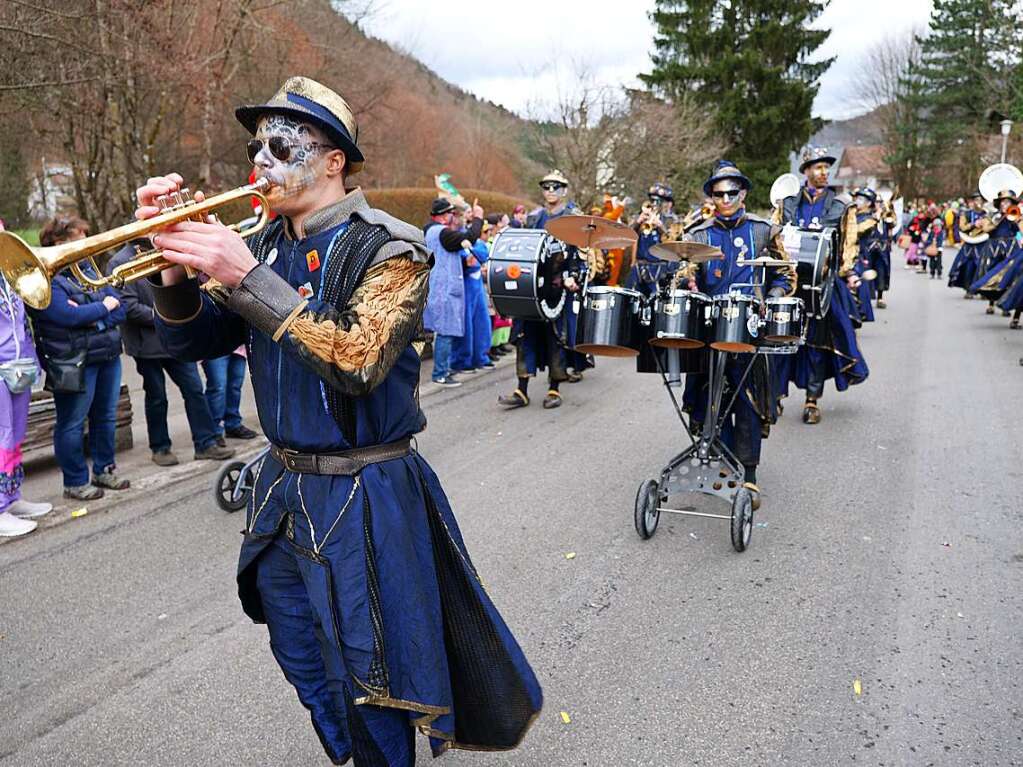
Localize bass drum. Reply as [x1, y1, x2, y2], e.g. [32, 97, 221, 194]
[783, 226, 838, 319]
[486, 229, 567, 320]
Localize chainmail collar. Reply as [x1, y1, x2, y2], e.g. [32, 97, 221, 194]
[282, 188, 369, 240]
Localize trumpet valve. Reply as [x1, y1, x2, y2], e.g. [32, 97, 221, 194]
[156, 194, 171, 210]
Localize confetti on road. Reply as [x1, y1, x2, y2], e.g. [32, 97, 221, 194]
[689, 533, 698, 540]
[565, 552, 576, 560]
[942, 541, 951, 547]
[560, 711, 571, 724]
[158, 613, 168, 620]
[70, 507, 88, 518]
[853, 679, 862, 696]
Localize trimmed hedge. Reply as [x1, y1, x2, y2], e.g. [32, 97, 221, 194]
[363, 188, 531, 227]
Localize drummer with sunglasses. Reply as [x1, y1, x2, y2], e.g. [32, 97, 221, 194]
[499, 170, 585, 410]
[680, 161, 796, 509]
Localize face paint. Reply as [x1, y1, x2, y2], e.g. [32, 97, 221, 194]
[252, 115, 335, 199]
[711, 183, 744, 216]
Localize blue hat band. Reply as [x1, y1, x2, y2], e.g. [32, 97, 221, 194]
[286, 92, 357, 147]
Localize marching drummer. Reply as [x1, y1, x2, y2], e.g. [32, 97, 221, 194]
[498, 170, 584, 410]
[681, 160, 796, 509]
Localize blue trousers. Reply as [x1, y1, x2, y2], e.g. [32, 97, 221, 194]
[202, 354, 246, 432]
[451, 278, 491, 370]
[256, 538, 416, 766]
[136, 357, 219, 452]
[431, 334, 457, 381]
[52, 357, 121, 487]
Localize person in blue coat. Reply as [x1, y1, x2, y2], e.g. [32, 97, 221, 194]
[451, 218, 493, 373]
[970, 190, 1021, 315]
[680, 161, 796, 509]
[28, 217, 131, 500]
[423, 197, 484, 386]
[139, 76, 541, 766]
[777, 146, 869, 425]
[947, 192, 987, 297]
[498, 170, 584, 410]
[625, 183, 681, 296]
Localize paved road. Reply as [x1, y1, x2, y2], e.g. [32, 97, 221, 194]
[2, 260, 1022, 766]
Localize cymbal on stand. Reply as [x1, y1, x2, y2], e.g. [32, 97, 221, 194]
[648, 241, 724, 264]
[544, 215, 638, 249]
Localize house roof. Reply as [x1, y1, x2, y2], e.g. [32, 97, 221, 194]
[835, 145, 890, 178]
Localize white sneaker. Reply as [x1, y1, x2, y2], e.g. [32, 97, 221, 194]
[0, 510, 37, 537]
[9, 499, 53, 519]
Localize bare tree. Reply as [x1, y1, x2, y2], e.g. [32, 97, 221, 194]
[849, 29, 924, 194]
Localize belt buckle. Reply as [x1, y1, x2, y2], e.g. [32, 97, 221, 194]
[279, 447, 306, 473]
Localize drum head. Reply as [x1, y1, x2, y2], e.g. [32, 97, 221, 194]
[650, 337, 705, 350]
[710, 340, 757, 353]
[575, 342, 640, 358]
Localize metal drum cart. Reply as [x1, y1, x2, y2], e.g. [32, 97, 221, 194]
[633, 248, 805, 552]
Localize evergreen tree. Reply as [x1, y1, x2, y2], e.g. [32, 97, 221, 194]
[907, 0, 1016, 194]
[640, 0, 833, 206]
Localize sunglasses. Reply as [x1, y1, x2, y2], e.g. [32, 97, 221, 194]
[540, 182, 567, 192]
[246, 136, 335, 164]
[711, 189, 742, 200]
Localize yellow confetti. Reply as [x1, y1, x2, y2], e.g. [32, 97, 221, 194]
[565, 552, 576, 560]
[70, 507, 88, 518]
[853, 679, 862, 696]
[560, 711, 571, 724]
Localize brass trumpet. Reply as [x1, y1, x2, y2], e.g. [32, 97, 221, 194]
[0, 179, 272, 310]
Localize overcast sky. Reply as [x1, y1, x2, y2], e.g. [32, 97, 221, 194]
[361, 0, 933, 121]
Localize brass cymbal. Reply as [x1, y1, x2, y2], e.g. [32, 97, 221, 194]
[648, 241, 724, 263]
[544, 214, 638, 249]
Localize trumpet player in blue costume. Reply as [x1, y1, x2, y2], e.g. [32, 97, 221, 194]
[499, 170, 584, 409]
[626, 182, 680, 296]
[947, 192, 987, 297]
[137, 77, 541, 766]
[681, 161, 796, 510]
[776, 146, 869, 426]
[849, 188, 882, 323]
[970, 189, 1021, 316]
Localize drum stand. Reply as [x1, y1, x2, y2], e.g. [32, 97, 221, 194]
[635, 260, 797, 553]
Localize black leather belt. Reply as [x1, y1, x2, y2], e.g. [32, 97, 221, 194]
[270, 438, 412, 475]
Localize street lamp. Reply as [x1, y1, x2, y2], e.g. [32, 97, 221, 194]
[1000, 119, 1012, 164]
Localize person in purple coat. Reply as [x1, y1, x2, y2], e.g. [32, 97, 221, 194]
[0, 222, 53, 537]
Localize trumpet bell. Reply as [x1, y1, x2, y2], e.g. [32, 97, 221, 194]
[0, 232, 52, 310]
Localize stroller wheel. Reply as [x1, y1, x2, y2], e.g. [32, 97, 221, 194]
[730, 488, 754, 553]
[634, 479, 660, 540]
[214, 460, 250, 513]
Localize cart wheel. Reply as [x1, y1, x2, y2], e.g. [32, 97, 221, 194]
[730, 488, 754, 552]
[634, 479, 660, 540]
[214, 460, 249, 513]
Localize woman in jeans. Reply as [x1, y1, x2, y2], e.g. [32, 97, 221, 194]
[28, 217, 130, 500]
[0, 219, 53, 536]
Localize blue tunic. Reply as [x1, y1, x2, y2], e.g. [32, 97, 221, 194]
[155, 201, 541, 762]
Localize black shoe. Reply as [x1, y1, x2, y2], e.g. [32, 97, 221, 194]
[498, 389, 529, 408]
[482, 361, 496, 369]
[195, 443, 236, 460]
[216, 435, 227, 447]
[225, 425, 258, 440]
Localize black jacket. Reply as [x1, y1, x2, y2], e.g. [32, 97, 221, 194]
[105, 241, 168, 359]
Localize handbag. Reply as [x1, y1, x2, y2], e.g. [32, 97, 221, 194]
[43, 349, 87, 394]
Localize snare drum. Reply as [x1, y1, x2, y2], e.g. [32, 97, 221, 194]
[710, 293, 761, 353]
[651, 290, 711, 349]
[762, 296, 805, 344]
[575, 286, 644, 357]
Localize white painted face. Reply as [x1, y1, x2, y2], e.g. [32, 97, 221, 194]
[710, 180, 745, 217]
[541, 182, 567, 206]
[251, 115, 336, 205]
